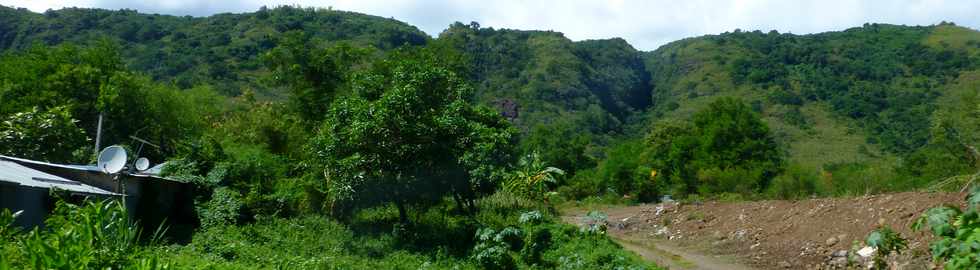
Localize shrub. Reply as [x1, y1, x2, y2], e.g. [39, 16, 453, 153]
[520, 226, 552, 266]
[866, 226, 908, 269]
[766, 164, 821, 199]
[0, 209, 20, 240]
[823, 162, 903, 195]
[0, 106, 89, 163]
[471, 228, 519, 270]
[696, 166, 771, 196]
[581, 211, 608, 235]
[518, 210, 544, 225]
[197, 187, 245, 228]
[912, 186, 980, 269]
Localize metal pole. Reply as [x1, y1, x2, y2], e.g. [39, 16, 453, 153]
[94, 112, 103, 160]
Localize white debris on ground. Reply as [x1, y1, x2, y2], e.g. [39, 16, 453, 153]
[856, 246, 875, 258]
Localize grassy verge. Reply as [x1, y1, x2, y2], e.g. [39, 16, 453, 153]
[1, 192, 659, 270]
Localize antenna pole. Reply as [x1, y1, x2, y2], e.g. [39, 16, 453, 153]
[94, 112, 104, 160]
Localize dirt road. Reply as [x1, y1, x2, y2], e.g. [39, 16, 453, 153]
[563, 192, 966, 269]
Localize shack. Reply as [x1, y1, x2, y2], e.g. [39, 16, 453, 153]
[0, 157, 120, 227]
[0, 155, 195, 231]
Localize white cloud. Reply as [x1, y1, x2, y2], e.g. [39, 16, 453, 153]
[1, 0, 978, 50]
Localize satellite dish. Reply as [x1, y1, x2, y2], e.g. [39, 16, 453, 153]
[97, 145, 127, 174]
[135, 157, 150, 171]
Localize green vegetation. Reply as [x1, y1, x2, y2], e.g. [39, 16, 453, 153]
[0, 200, 166, 269]
[913, 187, 980, 269]
[3, 5, 980, 269]
[865, 226, 909, 269]
[0, 5, 428, 96]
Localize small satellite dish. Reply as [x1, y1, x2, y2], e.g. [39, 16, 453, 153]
[97, 145, 127, 174]
[135, 157, 150, 171]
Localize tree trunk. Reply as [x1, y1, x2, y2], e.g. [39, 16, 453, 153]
[396, 200, 409, 224]
[452, 190, 467, 214]
[463, 187, 478, 213]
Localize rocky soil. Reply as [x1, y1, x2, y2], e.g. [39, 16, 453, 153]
[564, 192, 968, 270]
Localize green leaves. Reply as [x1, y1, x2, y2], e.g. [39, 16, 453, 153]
[915, 206, 963, 237]
[504, 152, 565, 200]
[0, 106, 89, 162]
[866, 226, 908, 269]
[310, 49, 516, 221]
[913, 187, 980, 268]
[11, 200, 161, 269]
[643, 98, 782, 198]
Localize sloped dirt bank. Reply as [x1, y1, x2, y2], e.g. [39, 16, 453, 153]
[564, 192, 967, 269]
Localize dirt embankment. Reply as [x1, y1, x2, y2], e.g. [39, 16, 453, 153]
[565, 192, 968, 270]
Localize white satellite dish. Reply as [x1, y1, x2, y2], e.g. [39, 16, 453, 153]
[134, 157, 150, 171]
[97, 145, 128, 174]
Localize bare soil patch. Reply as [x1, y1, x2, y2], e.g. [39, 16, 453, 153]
[563, 192, 968, 269]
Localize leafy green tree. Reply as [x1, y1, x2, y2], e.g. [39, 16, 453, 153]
[0, 106, 88, 162]
[691, 97, 782, 189]
[646, 98, 782, 197]
[310, 50, 516, 222]
[264, 32, 371, 124]
[521, 121, 596, 175]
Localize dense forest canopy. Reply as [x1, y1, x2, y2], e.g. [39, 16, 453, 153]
[0, 5, 428, 97]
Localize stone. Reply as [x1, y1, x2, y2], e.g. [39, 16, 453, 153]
[777, 261, 792, 268]
[829, 257, 848, 268]
[825, 236, 839, 246]
[832, 250, 848, 258]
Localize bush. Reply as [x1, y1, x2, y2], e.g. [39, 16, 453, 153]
[472, 228, 520, 270]
[197, 187, 245, 228]
[766, 164, 821, 199]
[520, 226, 552, 266]
[866, 226, 908, 269]
[0, 106, 89, 163]
[912, 186, 980, 269]
[823, 162, 904, 195]
[695, 167, 766, 196]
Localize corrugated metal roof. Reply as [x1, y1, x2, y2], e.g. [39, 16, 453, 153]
[0, 159, 120, 196]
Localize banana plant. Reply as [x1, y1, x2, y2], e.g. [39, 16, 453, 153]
[505, 152, 565, 200]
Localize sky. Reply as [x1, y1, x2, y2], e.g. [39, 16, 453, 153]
[1, 0, 979, 50]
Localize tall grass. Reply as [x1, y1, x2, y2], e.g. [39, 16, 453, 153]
[1, 199, 167, 269]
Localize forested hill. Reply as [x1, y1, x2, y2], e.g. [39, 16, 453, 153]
[0, 5, 429, 96]
[640, 23, 980, 179]
[2, 5, 979, 199]
[436, 23, 652, 172]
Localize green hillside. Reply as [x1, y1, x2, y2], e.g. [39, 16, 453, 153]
[1, 6, 978, 198]
[0, 5, 429, 96]
[623, 23, 980, 198]
[436, 23, 652, 172]
[2, 6, 980, 269]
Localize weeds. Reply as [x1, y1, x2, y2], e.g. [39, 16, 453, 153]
[3, 199, 168, 269]
[913, 186, 980, 269]
[866, 226, 908, 269]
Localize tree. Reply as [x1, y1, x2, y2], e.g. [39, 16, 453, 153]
[646, 98, 783, 196]
[310, 50, 516, 223]
[264, 31, 371, 124]
[0, 106, 89, 163]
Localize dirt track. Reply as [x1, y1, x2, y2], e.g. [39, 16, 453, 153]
[563, 192, 968, 269]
